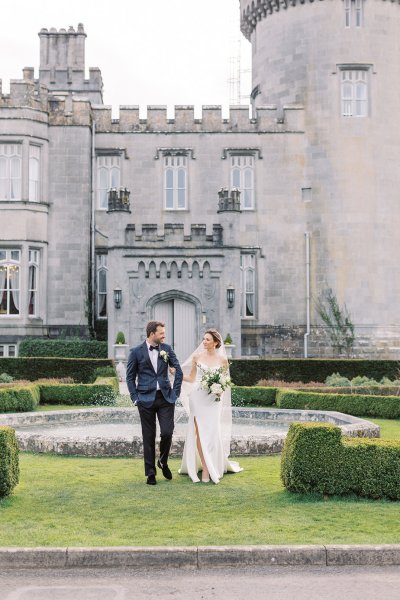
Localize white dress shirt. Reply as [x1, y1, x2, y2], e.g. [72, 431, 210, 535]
[146, 341, 160, 390]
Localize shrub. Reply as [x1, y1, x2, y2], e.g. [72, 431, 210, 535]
[276, 388, 400, 419]
[230, 359, 400, 386]
[0, 358, 113, 383]
[115, 331, 126, 345]
[38, 377, 118, 406]
[325, 373, 351, 387]
[0, 385, 40, 413]
[0, 427, 19, 498]
[231, 386, 277, 407]
[281, 422, 400, 500]
[0, 373, 14, 383]
[19, 338, 107, 359]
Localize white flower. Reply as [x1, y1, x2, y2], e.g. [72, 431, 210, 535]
[160, 350, 169, 363]
[210, 383, 223, 395]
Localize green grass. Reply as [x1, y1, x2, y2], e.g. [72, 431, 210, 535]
[0, 453, 399, 547]
[369, 418, 400, 440]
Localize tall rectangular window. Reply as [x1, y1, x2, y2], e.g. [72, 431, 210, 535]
[0, 249, 20, 316]
[341, 70, 368, 117]
[344, 0, 363, 28]
[0, 144, 22, 201]
[231, 155, 255, 210]
[240, 254, 256, 318]
[28, 249, 40, 317]
[97, 156, 121, 209]
[164, 155, 187, 210]
[29, 145, 41, 202]
[96, 254, 107, 318]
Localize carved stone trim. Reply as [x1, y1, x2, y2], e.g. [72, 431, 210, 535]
[154, 147, 196, 160]
[221, 147, 263, 160]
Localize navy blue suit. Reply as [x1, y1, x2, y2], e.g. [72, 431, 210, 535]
[126, 341, 183, 476]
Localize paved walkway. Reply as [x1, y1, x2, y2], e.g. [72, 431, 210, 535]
[1, 565, 400, 600]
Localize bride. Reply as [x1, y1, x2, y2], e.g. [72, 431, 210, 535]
[178, 328, 242, 484]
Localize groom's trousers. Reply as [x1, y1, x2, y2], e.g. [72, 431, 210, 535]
[137, 390, 175, 476]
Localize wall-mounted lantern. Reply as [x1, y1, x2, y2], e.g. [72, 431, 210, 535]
[113, 287, 122, 309]
[226, 285, 235, 308]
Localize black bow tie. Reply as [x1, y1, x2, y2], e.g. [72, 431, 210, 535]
[149, 345, 159, 351]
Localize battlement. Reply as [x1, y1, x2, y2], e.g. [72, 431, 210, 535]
[240, 0, 400, 39]
[125, 224, 223, 246]
[93, 104, 304, 133]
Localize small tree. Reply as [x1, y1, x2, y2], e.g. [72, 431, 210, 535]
[315, 290, 355, 357]
[115, 331, 126, 345]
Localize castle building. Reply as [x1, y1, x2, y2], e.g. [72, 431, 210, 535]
[1, 1, 400, 361]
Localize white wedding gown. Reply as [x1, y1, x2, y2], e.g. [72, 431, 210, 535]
[179, 363, 242, 484]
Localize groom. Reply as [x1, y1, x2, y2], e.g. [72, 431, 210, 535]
[126, 321, 183, 485]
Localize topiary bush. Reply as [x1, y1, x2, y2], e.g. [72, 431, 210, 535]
[0, 426, 20, 498]
[19, 338, 108, 359]
[230, 359, 400, 386]
[0, 385, 40, 413]
[276, 388, 400, 419]
[281, 422, 400, 500]
[231, 386, 277, 407]
[0, 358, 113, 383]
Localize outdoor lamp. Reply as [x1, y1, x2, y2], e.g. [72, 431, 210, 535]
[226, 285, 235, 308]
[113, 287, 122, 309]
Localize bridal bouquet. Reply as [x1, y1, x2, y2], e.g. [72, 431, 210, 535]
[200, 366, 232, 401]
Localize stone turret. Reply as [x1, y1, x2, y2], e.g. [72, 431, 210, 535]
[38, 24, 103, 102]
[239, 0, 400, 352]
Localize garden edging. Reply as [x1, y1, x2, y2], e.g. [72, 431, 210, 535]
[0, 545, 399, 569]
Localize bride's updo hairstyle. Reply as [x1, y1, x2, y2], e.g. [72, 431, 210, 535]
[205, 328, 222, 349]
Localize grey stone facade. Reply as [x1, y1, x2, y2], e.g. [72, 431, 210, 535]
[1, 3, 400, 360]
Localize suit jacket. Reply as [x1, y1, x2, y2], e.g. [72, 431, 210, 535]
[126, 341, 183, 407]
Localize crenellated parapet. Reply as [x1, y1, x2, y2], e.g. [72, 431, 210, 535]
[240, 0, 400, 39]
[92, 104, 304, 133]
[124, 224, 223, 247]
[0, 73, 48, 111]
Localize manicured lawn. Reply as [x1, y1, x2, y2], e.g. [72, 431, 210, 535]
[0, 453, 399, 547]
[369, 418, 400, 440]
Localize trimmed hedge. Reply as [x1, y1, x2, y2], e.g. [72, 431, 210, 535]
[0, 358, 113, 383]
[281, 422, 400, 500]
[38, 377, 118, 406]
[230, 359, 400, 386]
[303, 386, 400, 397]
[276, 389, 400, 419]
[19, 339, 108, 359]
[0, 426, 19, 498]
[232, 386, 277, 407]
[0, 385, 40, 413]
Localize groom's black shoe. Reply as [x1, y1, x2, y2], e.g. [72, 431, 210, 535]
[146, 473, 157, 485]
[157, 460, 172, 480]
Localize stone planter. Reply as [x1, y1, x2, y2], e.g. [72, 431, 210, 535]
[113, 343, 129, 362]
[224, 343, 236, 358]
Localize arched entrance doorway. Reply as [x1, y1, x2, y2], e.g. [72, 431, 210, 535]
[153, 296, 197, 361]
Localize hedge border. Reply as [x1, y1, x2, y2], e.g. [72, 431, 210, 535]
[0, 426, 19, 498]
[281, 422, 400, 500]
[0, 358, 114, 384]
[19, 339, 107, 359]
[276, 388, 400, 419]
[230, 359, 400, 386]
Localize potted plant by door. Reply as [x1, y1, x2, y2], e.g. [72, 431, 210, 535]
[113, 331, 129, 369]
[224, 333, 236, 358]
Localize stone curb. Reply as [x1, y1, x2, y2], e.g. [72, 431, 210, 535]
[0, 545, 399, 569]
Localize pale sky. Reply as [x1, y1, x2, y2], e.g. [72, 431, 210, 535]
[0, 0, 251, 117]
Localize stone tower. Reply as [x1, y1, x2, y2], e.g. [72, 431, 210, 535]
[38, 24, 103, 102]
[240, 0, 400, 353]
